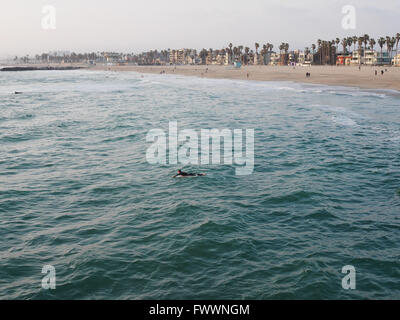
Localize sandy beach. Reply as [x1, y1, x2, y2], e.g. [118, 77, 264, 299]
[90, 64, 400, 92]
[3, 63, 399, 92]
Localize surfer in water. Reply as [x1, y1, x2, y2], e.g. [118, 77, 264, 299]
[173, 170, 206, 178]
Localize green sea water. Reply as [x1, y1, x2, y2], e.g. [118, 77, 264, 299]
[0, 70, 399, 299]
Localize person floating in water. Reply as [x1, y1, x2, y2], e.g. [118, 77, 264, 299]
[173, 170, 206, 178]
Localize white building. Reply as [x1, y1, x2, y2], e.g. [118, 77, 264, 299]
[269, 53, 280, 65]
[392, 54, 400, 66]
[351, 50, 392, 66]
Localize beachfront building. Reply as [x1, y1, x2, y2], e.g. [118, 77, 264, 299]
[262, 52, 275, 65]
[169, 49, 185, 65]
[288, 52, 296, 65]
[393, 54, 400, 66]
[350, 50, 363, 65]
[298, 51, 313, 66]
[169, 50, 176, 64]
[104, 52, 124, 65]
[376, 52, 392, 65]
[363, 50, 377, 65]
[336, 55, 352, 65]
[352, 50, 380, 65]
[253, 53, 263, 65]
[269, 53, 280, 65]
[206, 51, 213, 65]
[224, 51, 232, 65]
[183, 49, 197, 65]
[347, 50, 392, 66]
[185, 55, 195, 65]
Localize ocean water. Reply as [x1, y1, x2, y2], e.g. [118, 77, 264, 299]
[0, 70, 399, 300]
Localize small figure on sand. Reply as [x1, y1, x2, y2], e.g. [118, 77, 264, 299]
[375, 70, 378, 76]
[381, 70, 384, 75]
[306, 72, 311, 78]
[247, 73, 249, 79]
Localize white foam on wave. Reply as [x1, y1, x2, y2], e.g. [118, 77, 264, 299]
[126, 71, 400, 100]
[311, 104, 360, 127]
[331, 115, 358, 126]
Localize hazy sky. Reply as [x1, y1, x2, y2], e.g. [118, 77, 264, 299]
[1, 0, 399, 57]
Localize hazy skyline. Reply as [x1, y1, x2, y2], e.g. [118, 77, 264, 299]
[1, 0, 400, 57]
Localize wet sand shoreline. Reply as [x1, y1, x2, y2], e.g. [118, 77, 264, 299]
[91, 64, 400, 92]
[2, 63, 399, 92]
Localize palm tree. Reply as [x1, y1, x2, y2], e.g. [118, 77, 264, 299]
[317, 39, 322, 63]
[363, 34, 369, 60]
[279, 43, 289, 54]
[199, 49, 208, 65]
[269, 43, 274, 53]
[336, 38, 340, 50]
[386, 36, 391, 57]
[232, 47, 237, 61]
[378, 37, 386, 63]
[390, 37, 396, 58]
[346, 38, 353, 53]
[255, 43, 259, 54]
[357, 37, 364, 64]
[262, 44, 267, 65]
[237, 45, 243, 63]
[385, 36, 396, 59]
[311, 43, 316, 54]
[352, 36, 358, 53]
[369, 38, 376, 51]
[396, 33, 400, 55]
[244, 47, 250, 64]
[341, 38, 347, 54]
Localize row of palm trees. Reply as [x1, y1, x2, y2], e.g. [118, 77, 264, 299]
[24, 33, 400, 66]
[254, 34, 400, 62]
[204, 33, 399, 65]
[212, 42, 278, 64]
[321, 34, 400, 59]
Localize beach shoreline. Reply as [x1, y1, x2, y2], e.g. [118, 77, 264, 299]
[2, 63, 400, 92]
[90, 64, 400, 92]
